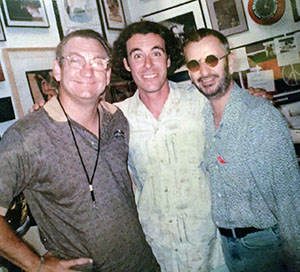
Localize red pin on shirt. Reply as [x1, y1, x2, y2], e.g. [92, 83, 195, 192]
[217, 156, 226, 164]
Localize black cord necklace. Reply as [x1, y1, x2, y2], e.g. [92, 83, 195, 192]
[57, 97, 101, 205]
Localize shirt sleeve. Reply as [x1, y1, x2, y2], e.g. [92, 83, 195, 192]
[249, 104, 300, 269]
[0, 126, 33, 212]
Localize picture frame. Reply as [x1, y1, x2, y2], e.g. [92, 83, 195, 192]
[142, 1, 206, 42]
[206, 0, 248, 36]
[1, 0, 49, 28]
[101, 0, 126, 30]
[0, 17, 6, 41]
[52, 0, 106, 40]
[26, 69, 57, 105]
[2, 47, 56, 117]
[291, 0, 300, 22]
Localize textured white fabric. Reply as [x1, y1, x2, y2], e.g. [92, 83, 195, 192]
[116, 81, 224, 272]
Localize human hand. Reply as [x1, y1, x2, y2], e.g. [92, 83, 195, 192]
[248, 87, 274, 104]
[37, 252, 93, 272]
[28, 101, 45, 113]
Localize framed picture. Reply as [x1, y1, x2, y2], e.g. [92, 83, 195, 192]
[0, 17, 6, 41]
[142, 1, 206, 42]
[291, 0, 300, 22]
[206, 0, 248, 36]
[26, 69, 57, 105]
[101, 0, 126, 30]
[0, 97, 15, 123]
[2, 47, 56, 117]
[52, 0, 106, 39]
[1, 0, 49, 28]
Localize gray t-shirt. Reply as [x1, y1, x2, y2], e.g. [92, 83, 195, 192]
[0, 97, 159, 271]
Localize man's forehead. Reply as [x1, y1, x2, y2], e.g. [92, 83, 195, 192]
[126, 33, 166, 51]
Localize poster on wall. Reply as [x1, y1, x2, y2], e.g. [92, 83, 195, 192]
[1, 0, 49, 28]
[232, 31, 300, 105]
[52, 0, 106, 39]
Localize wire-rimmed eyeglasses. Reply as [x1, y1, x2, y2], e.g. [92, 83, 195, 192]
[59, 54, 110, 72]
[186, 53, 230, 72]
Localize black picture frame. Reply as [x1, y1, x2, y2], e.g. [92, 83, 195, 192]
[0, 17, 5, 41]
[291, 0, 300, 22]
[52, 0, 106, 40]
[1, 0, 49, 28]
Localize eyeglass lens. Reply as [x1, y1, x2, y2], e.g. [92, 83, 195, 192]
[186, 55, 220, 72]
[66, 54, 108, 71]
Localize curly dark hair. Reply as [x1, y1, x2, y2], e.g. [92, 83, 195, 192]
[112, 21, 184, 80]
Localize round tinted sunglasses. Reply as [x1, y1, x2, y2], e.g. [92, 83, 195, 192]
[186, 53, 230, 72]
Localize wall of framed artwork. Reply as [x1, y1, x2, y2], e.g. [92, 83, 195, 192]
[2, 47, 55, 117]
[1, 0, 49, 28]
[52, 0, 106, 39]
[101, 0, 126, 30]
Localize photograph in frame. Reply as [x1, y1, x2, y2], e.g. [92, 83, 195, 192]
[26, 69, 57, 105]
[1, 0, 49, 28]
[0, 17, 6, 41]
[0, 97, 15, 123]
[2, 47, 56, 117]
[291, 0, 300, 22]
[0, 61, 5, 81]
[52, 0, 106, 39]
[101, 0, 126, 30]
[206, 0, 248, 36]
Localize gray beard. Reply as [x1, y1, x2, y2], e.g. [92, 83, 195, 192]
[194, 66, 232, 100]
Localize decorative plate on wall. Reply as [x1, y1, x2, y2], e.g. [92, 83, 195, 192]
[248, 0, 285, 25]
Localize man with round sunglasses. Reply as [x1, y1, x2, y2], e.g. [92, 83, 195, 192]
[184, 28, 300, 271]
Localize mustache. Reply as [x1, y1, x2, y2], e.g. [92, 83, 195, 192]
[193, 74, 218, 84]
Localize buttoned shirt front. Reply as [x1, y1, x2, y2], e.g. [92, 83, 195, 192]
[116, 81, 224, 272]
[203, 83, 300, 266]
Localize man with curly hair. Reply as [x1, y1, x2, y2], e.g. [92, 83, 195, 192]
[112, 21, 224, 272]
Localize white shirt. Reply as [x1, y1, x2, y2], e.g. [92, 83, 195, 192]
[115, 81, 224, 272]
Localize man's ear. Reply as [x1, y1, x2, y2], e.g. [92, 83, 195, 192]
[167, 57, 171, 68]
[52, 59, 62, 82]
[228, 52, 235, 75]
[123, 58, 131, 72]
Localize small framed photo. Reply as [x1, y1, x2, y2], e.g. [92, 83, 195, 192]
[101, 0, 126, 30]
[1, 0, 49, 28]
[52, 0, 106, 39]
[206, 0, 248, 36]
[291, 0, 300, 22]
[142, 1, 206, 43]
[2, 47, 56, 117]
[26, 69, 57, 105]
[0, 17, 6, 41]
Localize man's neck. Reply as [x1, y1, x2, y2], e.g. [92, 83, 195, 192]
[59, 95, 101, 137]
[138, 82, 170, 120]
[209, 83, 233, 130]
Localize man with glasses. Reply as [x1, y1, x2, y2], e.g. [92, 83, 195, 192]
[0, 29, 159, 271]
[183, 28, 300, 271]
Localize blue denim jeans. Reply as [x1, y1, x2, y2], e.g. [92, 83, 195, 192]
[220, 226, 287, 272]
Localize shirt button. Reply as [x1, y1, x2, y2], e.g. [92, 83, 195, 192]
[218, 193, 222, 197]
[169, 220, 172, 223]
[164, 189, 168, 192]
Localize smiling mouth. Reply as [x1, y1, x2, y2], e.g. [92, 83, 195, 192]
[142, 73, 157, 79]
